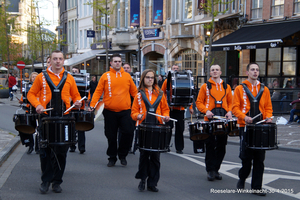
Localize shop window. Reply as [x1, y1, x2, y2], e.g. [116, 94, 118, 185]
[283, 47, 296, 76]
[271, 0, 284, 17]
[267, 48, 281, 76]
[251, 0, 263, 19]
[295, 0, 300, 14]
[256, 49, 266, 75]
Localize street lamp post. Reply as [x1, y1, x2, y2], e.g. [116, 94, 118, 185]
[136, 25, 142, 72]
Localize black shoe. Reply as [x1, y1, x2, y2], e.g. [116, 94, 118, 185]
[147, 186, 159, 192]
[79, 149, 85, 154]
[107, 160, 116, 167]
[214, 172, 222, 180]
[207, 171, 215, 181]
[176, 150, 183, 154]
[27, 146, 33, 154]
[120, 158, 127, 166]
[35, 150, 40, 154]
[52, 184, 62, 193]
[252, 189, 266, 196]
[167, 147, 171, 152]
[237, 179, 245, 189]
[39, 182, 50, 194]
[69, 147, 76, 152]
[138, 180, 145, 191]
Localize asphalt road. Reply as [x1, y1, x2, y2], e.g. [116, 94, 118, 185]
[0, 105, 300, 200]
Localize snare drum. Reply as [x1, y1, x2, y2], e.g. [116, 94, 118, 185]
[13, 113, 38, 134]
[246, 123, 278, 150]
[71, 110, 94, 131]
[211, 120, 226, 135]
[188, 121, 210, 141]
[226, 119, 239, 136]
[138, 123, 171, 152]
[41, 117, 76, 145]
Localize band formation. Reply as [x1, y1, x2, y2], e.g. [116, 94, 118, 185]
[12, 50, 276, 196]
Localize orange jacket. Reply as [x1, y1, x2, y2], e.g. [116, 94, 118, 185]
[131, 88, 169, 125]
[196, 78, 233, 121]
[27, 67, 81, 115]
[90, 67, 138, 112]
[232, 80, 273, 127]
[161, 79, 193, 111]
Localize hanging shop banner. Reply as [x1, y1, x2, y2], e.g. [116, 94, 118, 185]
[130, 0, 140, 27]
[153, 0, 163, 23]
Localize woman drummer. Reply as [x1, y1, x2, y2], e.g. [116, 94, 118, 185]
[131, 69, 170, 192]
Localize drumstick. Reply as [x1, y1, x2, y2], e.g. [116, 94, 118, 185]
[64, 96, 87, 113]
[191, 113, 192, 122]
[43, 108, 53, 112]
[252, 113, 262, 120]
[148, 112, 177, 122]
[256, 116, 274, 125]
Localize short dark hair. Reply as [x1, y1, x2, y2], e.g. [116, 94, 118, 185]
[123, 62, 130, 67]
[50, 50, 64, 58]
[110, 53, 122, 62]
[246, 62, 259, 71]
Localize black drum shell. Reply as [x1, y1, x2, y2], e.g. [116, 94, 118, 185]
[211, 120, 226, 135]
[13, 113, 38, 134]
[188, 121, 210, 141]
[42, 117, 76, 145]
[71, 111, 94, 131]
[138, 123, 170, 152]
[246, 123, 278, 150]
[227, 119, 239, 136]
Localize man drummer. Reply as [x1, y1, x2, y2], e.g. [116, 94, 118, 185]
[232, 62, 273, 196]
[27, 50, 82, 194]
[161, 65, 193, 154]
[69, 67, 86, 154]
[196, 64, 233, 181]
[89, 54, 138, 167]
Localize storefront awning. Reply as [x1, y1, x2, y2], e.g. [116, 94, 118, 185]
[204, 20, 300, 51]
[184, 13, 240, 27]
[64, 50, 105, 67]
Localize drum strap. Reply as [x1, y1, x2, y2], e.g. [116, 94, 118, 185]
[207, 81, 228, 116]
[241, 83, 265, 123]
[140, 90, 163, 124]
[43, 71, 68, 117]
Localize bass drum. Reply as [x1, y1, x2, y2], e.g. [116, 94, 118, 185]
[71, 110, 94, 131]
[13, 113, 38, 134]
[138, 123, 171, 152]
[246, 123, 278, 150]
[41, 117, 76, 145]
[166, 70, 194, 106]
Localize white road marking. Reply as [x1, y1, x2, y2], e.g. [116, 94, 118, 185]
[169, 152, 300, 199]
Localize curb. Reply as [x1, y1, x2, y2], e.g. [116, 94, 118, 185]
[0, 137, 20, 167]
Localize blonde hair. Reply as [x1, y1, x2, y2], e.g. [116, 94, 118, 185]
[29, 72, 39, 82]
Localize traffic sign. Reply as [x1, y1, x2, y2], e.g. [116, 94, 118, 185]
[17, 61, 25, 70]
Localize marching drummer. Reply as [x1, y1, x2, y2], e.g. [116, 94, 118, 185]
[196, 64, 233, 181]
[232, 62, 273, 196]
[131, 69, 170, 192]
[161, 64, 193, 154]
[27, 50, 82, 194]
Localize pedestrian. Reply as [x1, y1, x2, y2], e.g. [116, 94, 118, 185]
[287, 92, 300, 124]
[27, 50, 82, 194]
[196, 64, 233, 181]
[89, 53, 138, 167]
[8, 73, 16, 101]
[161, 65, 193, 154]
[90, 75, 98, 100]
[232, 62, 273, 196]
[131, 69, 170, 192]
[158, 75, 163, 88]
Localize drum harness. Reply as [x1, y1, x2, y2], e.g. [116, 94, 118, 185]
[133, 90, 163, 153]
[207, 81, 228, 118]
[241, 83, 265, 124]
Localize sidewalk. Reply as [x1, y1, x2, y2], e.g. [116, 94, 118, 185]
[1, 92, 300, 166]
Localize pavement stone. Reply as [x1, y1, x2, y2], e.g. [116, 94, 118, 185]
[1, 91, 300, 168]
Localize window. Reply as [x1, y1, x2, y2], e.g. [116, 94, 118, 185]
[68, 21, 71, 43]
[225, 0, 229, 11]
[232, 0, 236, 12]
[251, 0, 263, 19]
[173, 0, 194, 21]
[272, 0, 284, 17]
[295, 0, 300, 14]
[80, 30, 82, 49]
[174, 49, 201, 78]
[84, 29, 87, 48]
[117, 2, 120, 28]
[145, 0, 150, 26]
[183, 0, 193, 20]
[175, 0, 180, 21]
[239, 0, 242, 12]
[256, 49, 266, 75]
[79, 0, 82, 17]
[268, 48, 281, 76]
[283, 47, 296, 76]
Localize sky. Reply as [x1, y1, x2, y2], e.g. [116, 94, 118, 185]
[37, 0, 58, 33]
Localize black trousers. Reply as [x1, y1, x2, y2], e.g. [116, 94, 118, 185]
[205, 134, 227, 172]
[40, 145, 69, 185]
[167, 110, 185, 151]
[19, 132, 34, 147]
[135, 150, 160, 187]
[238, 127, 265, 189]
[70, 130, 86, 151]
[103, 109, 134, 161]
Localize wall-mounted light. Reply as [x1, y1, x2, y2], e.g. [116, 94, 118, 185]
[206, 31, 211, 36]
